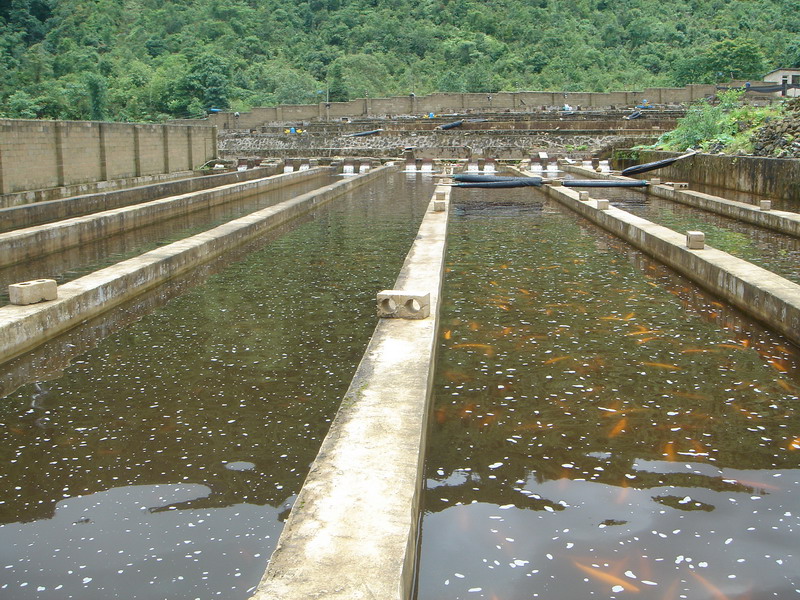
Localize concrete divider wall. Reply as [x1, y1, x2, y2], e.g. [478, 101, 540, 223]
[625, 151, 800, 205]
[561, 163, 800, 237]
[537, 177, 800, 347]
[0, 118, 217, 197]
[0, 167, 328, 268]
[0, 165, 396, 365]
[251, 183, 450, 600]
[0, 165, 281, 233]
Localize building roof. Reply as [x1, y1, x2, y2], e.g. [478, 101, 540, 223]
[764, 68, 800, 76]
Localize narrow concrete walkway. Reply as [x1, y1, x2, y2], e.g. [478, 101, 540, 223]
[533, 172, 800, 347]
[250, 185, 450, 600]
[0, 164, 281, 233]
[0, 167, 328, 268]
[562, 163, 800, 237]
[0, 166, 394, 365]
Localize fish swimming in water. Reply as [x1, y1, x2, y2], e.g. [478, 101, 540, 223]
[642, 362, 681, 370]
[572, 561, 640, 592]
[451, 343, 494, 356]
[689, 569, 732, 600]
[608, 417, 628, 438]
[543, 355, 571, 365]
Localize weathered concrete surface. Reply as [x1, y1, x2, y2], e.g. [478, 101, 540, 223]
[1, 169, 196, 209]
[8, 279, 57, 305]
[0, 164, 281, 233]
[620, 151, 800, 206]
[250, 186, 450, 600]
[533, 171, 800, 347]
[0, 166, 395, 365]
[562, 163, 800, 237]
[0, 167, 328, 268]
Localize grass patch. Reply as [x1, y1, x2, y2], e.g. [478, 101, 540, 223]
[646, 89, 785, 154]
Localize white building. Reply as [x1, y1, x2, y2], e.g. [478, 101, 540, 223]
[762, 68, 800, 97]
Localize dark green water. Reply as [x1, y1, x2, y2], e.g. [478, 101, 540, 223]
[417, 187, 800, 600]
[0, 172, 338, 303]
[0, 173, 435, 599]
[572, 184, 800, 285]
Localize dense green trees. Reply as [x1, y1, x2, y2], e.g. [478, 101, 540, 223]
[1, 0, 798, 122]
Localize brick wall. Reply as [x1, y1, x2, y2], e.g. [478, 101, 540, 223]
[0, 119, 217, 195]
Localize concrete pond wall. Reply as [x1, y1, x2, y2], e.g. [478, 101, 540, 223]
[622, 150, 800, 205]
[191, 85, 717, 131]
[0, 119, 217, 198]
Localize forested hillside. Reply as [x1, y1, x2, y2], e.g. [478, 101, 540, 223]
[1, 0, 799, 122]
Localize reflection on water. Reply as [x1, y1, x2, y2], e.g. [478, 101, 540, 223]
[417, 187, 800, 600]
[0, 174, 434, 599]
[0, 484, 283, 600]
[0, 173, 337, 303]
[575, 184, 800, 285]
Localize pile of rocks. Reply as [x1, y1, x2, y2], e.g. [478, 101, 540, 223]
[751, 98, 800, 158]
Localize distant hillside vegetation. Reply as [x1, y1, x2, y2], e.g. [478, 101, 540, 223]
[1, 0, 798, 122]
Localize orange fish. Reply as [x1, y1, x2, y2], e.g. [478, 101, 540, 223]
[768, 359, 789, 373]
[451, 343, 494, 356]
[434, 407, 447, 424]
[662, 441, 677, 461]
[518, 288, 532, 295]
[727, 477, 780, 492]
[642, 362, 681, 371]
[615, 479, 631, 504]
[788, 437, 800, 451]
[477, 413, 498, 427]
[608, 417, 628, 438]
[469, 321, 480, 331]
[572, 561, 640, 592]
[443, 329, 452, 340]
[442, 370, 472, 383]
[544, 355, 571, 365]
[689, 569, 731, 600]
[717, 343, 746, 350]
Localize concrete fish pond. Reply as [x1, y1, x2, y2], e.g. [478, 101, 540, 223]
[416, 185, 800, 600]
[1, 163, 800, 600]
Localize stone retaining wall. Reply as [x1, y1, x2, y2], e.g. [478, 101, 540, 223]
[219, 130, 661, 159]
